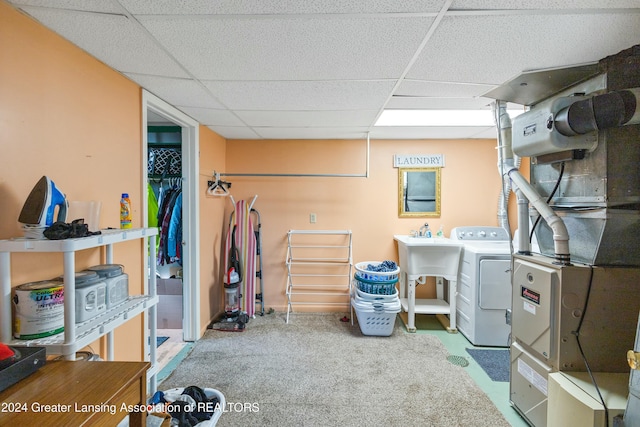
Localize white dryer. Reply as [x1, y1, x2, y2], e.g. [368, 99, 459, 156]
[451, 226, 512, 347]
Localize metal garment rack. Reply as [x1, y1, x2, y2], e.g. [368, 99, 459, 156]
[285, 230, 353, 323]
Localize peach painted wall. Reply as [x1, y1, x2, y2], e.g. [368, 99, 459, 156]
[1, 0, 530, 342]
[0, 2, 145, 360]
[197, 125, 227, 335]
[223, 138, 523, 312]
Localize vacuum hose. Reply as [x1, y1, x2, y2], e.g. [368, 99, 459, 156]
[555, 87, 640, 136]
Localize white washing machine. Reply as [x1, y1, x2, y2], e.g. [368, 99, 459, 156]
[451, 226, 512, 347]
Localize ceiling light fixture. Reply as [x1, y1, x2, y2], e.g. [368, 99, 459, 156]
[374, 109, 524, 127]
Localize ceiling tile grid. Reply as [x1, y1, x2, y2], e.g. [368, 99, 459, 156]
[119, 0, 447, 16]
[124, 74, 226, 109]
[406, 12, 640, 85]
[8, 0, 640, 139]
[136, 15, 436, 81]
[18, 5, 190, 78]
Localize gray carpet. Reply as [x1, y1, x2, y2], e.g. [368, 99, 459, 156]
[159, 312, 510, 427]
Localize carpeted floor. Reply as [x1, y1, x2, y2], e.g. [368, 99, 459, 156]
[159, 312, 510, 427]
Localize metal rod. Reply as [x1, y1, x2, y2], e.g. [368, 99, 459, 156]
[221, 173, 366, 178]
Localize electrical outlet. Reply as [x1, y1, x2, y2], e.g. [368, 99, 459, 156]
[310, 213, 317, 223]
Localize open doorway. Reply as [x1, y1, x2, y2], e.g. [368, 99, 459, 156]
[142, 91, 200, 370]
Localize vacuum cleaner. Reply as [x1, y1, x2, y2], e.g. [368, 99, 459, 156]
[18, 176, 68, 238]
[208, 225, 249, 332]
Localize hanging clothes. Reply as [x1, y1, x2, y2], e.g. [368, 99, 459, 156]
[167, 191, 182, 265]
[224, 199, 257, 317]
[157, 184, 182, 266]
[148, 182, 159, 229]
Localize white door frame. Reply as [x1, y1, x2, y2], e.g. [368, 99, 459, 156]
[142, 90, 200, 342]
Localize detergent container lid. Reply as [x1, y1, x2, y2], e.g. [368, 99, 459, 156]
[86, 264, 124, 278]
[56, 271, 101, 288]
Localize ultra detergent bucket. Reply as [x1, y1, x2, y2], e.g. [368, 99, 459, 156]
[86, 264, 128, 309]
[13, 280, 64, 339]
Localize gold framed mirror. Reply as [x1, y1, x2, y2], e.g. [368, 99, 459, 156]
[398, 167, 441, 217]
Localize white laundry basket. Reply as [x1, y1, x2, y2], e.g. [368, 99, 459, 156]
[351, 296, 401, 336]
[162, 387, 225, 426]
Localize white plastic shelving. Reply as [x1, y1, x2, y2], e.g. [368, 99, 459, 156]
[285, 230, 353, 323]
[0, 227, 159, 391]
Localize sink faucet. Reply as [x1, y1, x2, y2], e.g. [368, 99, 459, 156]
[418, 223, 432, 237]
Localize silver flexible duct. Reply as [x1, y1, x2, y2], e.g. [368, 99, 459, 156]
[494, 101, 571, 264]
[554, 87, 640, 136]
[515, 188, 531, 254]
[494, 102, 516, 230]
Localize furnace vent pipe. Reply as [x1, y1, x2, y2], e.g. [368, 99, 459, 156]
[555, 87, 640, 136]
[494, 102, 520, 230]
[494, 101, 571, 264]
[515, 188, 531, 255]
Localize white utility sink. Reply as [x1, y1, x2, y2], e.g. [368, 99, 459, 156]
[393, 235, 463, 279]
[393, 235, 464, 333]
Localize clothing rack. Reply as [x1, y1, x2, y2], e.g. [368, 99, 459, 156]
[285, 230, 353, 323]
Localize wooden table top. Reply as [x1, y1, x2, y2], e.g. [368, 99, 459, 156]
[0, 360, 150, 426]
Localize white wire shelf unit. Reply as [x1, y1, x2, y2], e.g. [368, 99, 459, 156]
[0, 228, 160, 392]
[285, 230, 353, 323]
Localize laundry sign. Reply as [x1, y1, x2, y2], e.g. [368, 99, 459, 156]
[394, 154, 445, 168]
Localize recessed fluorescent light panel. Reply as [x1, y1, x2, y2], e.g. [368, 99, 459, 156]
[375, 109, 524, 127]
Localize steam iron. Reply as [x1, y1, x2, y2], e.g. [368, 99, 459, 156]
[18, 176, 68, 227]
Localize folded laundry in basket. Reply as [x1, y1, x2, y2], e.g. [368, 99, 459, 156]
[366, 260, 398, 272]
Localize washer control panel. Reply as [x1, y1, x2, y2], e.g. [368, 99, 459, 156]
[451, 226, 510, 242]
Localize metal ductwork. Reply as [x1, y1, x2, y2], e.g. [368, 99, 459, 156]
[554, 87, 640, 136]
[491, 45, 640, 267]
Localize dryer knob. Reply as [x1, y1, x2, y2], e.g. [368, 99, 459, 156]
[479, 231, 486, 237]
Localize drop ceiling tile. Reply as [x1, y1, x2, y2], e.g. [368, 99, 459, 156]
[204, 81, 394, 111]
[386, 97, 495, 109]
[252, 127, 369, 140]
[450, 0, 640, 9]
[207, 126, 261, 139]
[178, 107, 245, 126]
[9, 0, 123, 13]
[18, 6, 189, 78]
[203, 80, 396, 111]
[395, 80, 494, 98]
[121, 0, 445, 15]
[235, 110, 378, 127]
[469, 127, 500, 139]
[124, 74, 225, 109]
[369, 126, 495, 139]
[407, 13, 640, 85]
[137, 15, 435, 80]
